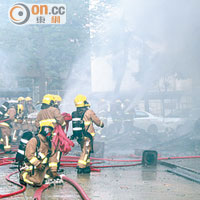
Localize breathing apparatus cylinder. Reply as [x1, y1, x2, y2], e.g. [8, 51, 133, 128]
[16, 131, 33, 162]
[71, 111, 85, 140]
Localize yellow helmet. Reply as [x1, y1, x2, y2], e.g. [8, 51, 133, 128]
[25, 97, 32, 102]
[39, 120, 54, 135]
[74, 94, 90, 108]
[50, 94, 56, 103]
[54, 95, 62, 103]
[39, 120, 54, 129]
[42, 94, 55, 105]
[18, 97, 25, 102]
[17, 104, 24, 114]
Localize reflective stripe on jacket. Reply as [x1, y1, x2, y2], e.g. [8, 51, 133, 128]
[35, 106, 65, 128]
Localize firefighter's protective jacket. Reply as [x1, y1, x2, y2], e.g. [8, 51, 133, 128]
[83, 109, 103, 136]
[0, 107, 16, 152]
[75, 109, 103, 169]
[25, 134, 58, 172]
[7, 107, 16, 120]
[21, 134, 59, 186]
[0, 107, 16, 127]
[35, 106, 65, 128]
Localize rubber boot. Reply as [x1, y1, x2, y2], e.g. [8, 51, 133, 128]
[77, 166, 84, 174]
[0, 144, 4, 151]
[83, 166, 91, 174]
[19, 179, 27, 186]
[57, 169, 64, 173]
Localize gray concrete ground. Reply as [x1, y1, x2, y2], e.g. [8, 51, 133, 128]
[1, 128, 200, 199]
[0, 158, 200, 200]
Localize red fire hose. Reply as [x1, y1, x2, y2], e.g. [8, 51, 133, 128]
[0, 171, 26, 199]
[61, 175, 91, 200]
[62, 155, 200, 163]
[89, 157, 142, 162]
[60, 163, 141, 168]
[90, 168, 101, 172]
[0, 161, 13, 166]
[0, 157, 15, 160]
[0, 118, 11, 123]
[61, 157, 142, 163]
[158, 155, 200, 160]
[0, 157, 14, 166]
[60, 161, 103, 167]
[33, 175, 92, 200]
[33, 184, 50, 200]
[62, 155, 142, 162]
[0, 153, 200, 199]
[92, 163, 141, 168]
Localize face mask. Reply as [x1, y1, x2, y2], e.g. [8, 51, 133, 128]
[46, 131, 52, 142]
[41, 127, 53, 140]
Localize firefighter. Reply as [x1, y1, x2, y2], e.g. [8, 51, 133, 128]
[18, 97, 25, 107]
[19, 121, 62, 186]
[35, 94, 65, 129]
[54, 95, 62, 110]
[71, 94, 104, 174]
[35, 94, 65, 174]
[17, 96, 26, 119]
[0, 102, 16, 152]
[23, 97, 36, 132]
[25, 97, 35, 114]
[12, 104, 24, 142]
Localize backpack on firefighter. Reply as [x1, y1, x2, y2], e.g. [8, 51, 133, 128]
[71, 110, 86, 141]
[15, 131, 40, 172]
[72, 95, 94, 152]
[16, 120, 54, 175]
[71, 109, 92, 140]
[71, 108, 93, 151]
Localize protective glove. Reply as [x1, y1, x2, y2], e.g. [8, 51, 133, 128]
[45, 177, 63, 186]
[37, 163, 46, 171]
[100, 122, 104, 128]
[69, 135, 75, 140]
[50, 171, 60, 179]
[54, 177, 63, 185]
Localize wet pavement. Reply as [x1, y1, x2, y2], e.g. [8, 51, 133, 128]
[0, 158, 200, 200]
[1, 129, 200, 199]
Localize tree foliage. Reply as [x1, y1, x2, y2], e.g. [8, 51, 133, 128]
[0, 0, 90, 94]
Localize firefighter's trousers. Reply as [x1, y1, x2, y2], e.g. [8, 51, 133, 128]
[20, 166, 49, 187]
[78, 137, 92, 169]
[0, 125, 11, 152]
